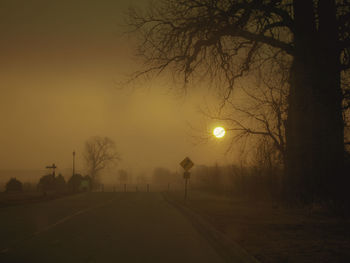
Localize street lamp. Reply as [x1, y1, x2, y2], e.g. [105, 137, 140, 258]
[72, 150, 76, 176]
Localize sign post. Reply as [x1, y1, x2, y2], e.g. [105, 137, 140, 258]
[46, 163, 57, 176]
[180, 157, 194, 201]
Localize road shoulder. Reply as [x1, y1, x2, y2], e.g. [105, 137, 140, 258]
[163, 192, 261, 263]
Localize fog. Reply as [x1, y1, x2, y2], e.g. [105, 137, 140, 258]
[1, 1, 349, 262]
[0, 0, 233, 182]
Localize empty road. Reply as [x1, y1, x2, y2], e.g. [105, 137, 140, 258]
[0, 192, 228, 263]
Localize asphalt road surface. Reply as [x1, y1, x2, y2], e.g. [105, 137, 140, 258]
[0, 192, 227, 263]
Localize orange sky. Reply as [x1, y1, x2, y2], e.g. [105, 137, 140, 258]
[0, 0, 236, 180]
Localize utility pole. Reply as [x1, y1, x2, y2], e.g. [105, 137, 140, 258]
[72, 150, 76, 176]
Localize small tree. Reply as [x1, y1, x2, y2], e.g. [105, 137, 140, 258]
[5, 178, 23, 192]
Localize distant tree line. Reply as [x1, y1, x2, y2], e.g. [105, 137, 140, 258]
[4, 173, 92, 194]
[37, 173, 93, 193]
[192, 163, 283, 201]
[3, 136, 121, 195]
[152, 167, 181, 188]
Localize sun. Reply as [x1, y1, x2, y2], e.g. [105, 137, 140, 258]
[213, 127, 226, 138]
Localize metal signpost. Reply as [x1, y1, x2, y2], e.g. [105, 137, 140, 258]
[180, 157, 194, 201]
[46, 163, 57, 176]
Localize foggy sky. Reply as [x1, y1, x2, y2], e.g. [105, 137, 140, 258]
[0, 0, 233, 180]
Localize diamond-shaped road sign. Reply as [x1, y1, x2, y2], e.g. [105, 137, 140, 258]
[180, 157, 194, 171]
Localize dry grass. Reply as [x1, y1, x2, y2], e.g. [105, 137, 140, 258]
[170, 191, 350, 263]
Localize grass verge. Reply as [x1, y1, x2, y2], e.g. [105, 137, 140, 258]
[165, 190, 350, 263]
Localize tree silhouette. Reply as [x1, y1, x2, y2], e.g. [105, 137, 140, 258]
[37, 174, 56, 192]
[55, 174, 66, 192]
[201, 55, 288, 166]
[5, 178, 23, 192]
[127, 0, 350, 204]
[67, 173, 84, 193]
[84, 136, 121, 189]
[37, 173, 66, 193]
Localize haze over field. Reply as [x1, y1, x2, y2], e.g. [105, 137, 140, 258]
[1, 1, 349, 262]
[0, 0, 235, 181]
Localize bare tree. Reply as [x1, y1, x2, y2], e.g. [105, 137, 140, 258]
[127, 0, 350, 203]
[200, 63, 288, 196]
[84, 136, 121, 188]
[203, 53, 288, 166]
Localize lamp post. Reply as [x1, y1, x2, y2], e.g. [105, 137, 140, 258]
[72, 150, 76, 176]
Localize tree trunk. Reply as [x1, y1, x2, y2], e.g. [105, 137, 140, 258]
[316, 0, 345, 202]
[285, 0, 344, 203]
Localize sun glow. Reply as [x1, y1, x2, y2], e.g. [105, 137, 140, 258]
[213, 127, 226, 138]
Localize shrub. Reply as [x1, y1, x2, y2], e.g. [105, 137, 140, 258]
[37, 173, 67, 192]
[67, 174, 84, 193]
[6, 178, 23, 192]
[55, 174, 66, 192]
[37, 174, 56, 192]
[81, 175, 92, 192]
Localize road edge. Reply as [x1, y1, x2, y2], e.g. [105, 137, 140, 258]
[162, 192, 261, 263]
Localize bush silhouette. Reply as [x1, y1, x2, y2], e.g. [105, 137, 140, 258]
[37, 174, 67, 192]
[37, 174, 56, 192]
[81, 175, 92, 192]
[6, 178, 23, 192]
[67, 173, 84, 193]
[55, 173, 66, 192]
